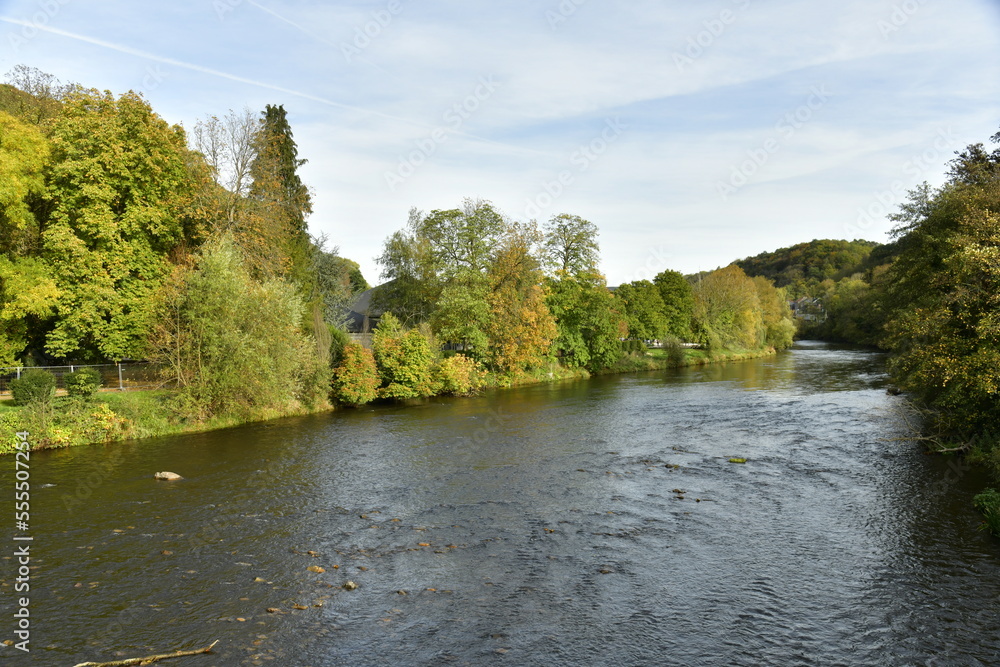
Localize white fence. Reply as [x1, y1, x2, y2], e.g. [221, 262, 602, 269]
[0, 363, 167, 394]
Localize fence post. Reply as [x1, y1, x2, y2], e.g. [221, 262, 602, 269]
[16, 367, 21, 380]
[118, 363, 124, 391]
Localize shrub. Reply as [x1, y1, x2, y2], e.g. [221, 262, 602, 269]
[10, 369, 56, 406]
[973, 488, 1000, 537]
[332, 343, 380, 406]
[146, 236, 317, 420]
[661, 335, 685, 366]
[296, 353, 333, 410]
[64, 367, 103, 398]
[373, 315, 437, 399]
[329, 325, 351, 368]
[436, 354, 483, 396]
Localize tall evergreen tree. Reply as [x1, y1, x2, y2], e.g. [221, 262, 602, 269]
[244, 104, 313, 281]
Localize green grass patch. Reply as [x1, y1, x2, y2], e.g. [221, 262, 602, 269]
[973, 488, 1000, 537]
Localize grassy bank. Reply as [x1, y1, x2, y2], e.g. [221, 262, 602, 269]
[1, 345, 777, 455]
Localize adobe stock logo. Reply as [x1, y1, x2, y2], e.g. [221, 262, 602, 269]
[673, 0, 752, 72]
[523, 117, 628, 219]
[384, 76, 501, 191]
[716, 85, 830, 201]
[340, 0, 406, 63]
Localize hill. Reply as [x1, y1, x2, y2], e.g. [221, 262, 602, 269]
[735, 239, 881, 287]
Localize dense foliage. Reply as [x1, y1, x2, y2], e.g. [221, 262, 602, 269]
[331, 343, 380, 406]
[10, 368, 55, 406]
[64, 367, 102, 398]
[736, 239, 880, 297]
[881, 137, 1000, 437]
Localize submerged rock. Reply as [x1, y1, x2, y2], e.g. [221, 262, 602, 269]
[154, 471, 182, 481]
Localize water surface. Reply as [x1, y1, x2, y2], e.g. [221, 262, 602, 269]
[4, 342, 998, 666]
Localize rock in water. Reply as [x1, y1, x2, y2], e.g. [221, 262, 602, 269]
[154, 471, 182, 481]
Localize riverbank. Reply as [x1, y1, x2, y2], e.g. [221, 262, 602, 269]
[0, 345, 777, 455]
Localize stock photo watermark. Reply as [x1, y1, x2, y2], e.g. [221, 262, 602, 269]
[877, 0, 927, 39]
[627, 246, 674, 284]
[11, 431, 33, 653]
[716, 84, 830, 202]
[545, 0, 587, 30]
[673, 0, 751, 72]
[384, 75, 501, 191]
[5, 0, 72, 53]
[340, 0, 405, 63]
[847, 126, 959, 236]
[523, 116, 628, 219]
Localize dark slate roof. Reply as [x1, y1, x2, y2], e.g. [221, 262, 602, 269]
[343, 286, 385, 333]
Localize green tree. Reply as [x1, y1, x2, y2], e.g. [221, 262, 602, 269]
[614, 280, 669, 341]
[542, 213, 600, 275]
[331, 343, 380, 406]
[417, 199, 507, 275]
[752, 276, 795, 350]
[0, 257, 59, 365]
[431, 272, 490, 356]
[546, 272, 626, 370]
[43, 89, 201, 360]
[373, 210, 440, 326]
[653, 269, 695, 339]
[692, 265, 764, 350]
[0, 111, 50, 256]
[244, 104, 313, 282]
[882, 132, 1000, 433]
[146, 235, 321, 419]
[372, 312, 438, 399]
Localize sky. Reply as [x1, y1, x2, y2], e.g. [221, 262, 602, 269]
[1, 0, 998, 286]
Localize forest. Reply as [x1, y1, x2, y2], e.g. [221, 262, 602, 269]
[0, 66, 793, 448]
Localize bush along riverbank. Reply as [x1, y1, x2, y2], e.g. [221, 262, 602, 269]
[0, 343, 777, 455]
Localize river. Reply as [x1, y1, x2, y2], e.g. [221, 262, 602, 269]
[3, 341, 999, 666]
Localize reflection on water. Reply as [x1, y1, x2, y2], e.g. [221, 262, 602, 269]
[3, 341, 998, 666]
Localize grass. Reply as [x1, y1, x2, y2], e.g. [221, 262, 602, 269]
[1, 345, 780, 454]
[0, 388, 332, 455]
[973, 488, 1000, 537]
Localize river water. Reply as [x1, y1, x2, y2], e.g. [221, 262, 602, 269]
[3, 341, 999, 666]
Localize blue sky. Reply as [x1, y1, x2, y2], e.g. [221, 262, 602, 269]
[1, 0, 998, 285]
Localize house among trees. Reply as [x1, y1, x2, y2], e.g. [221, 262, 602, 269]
[344, 287, 383, 346]
[789, 296, 825, 321]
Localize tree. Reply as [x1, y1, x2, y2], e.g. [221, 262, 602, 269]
[373, 210, 440, 326]
[313, 241, 369, 324]
[692, 265, 763, 350]
[243, 104, 313, 282]
[0, 111, 49, 256]
[484, 222, 557, 375]
[43, 89, 201, 360]
[430, 271, 491, 356]
[331, 343, 380, 406]
[192, 107, 257, 232]
[0, 257, 59, 365]
[751, 276, 795, 350]
[417, 199, 507, 275]
[146, 235, 322, 419]
[1, 65, 73, 125]
[881, 132, 1000, 433]
[546, 272, 626, 370]
[614, 280, 669, 341]
[653, 269, 695, 339]
[371, 312, 437, 399]
[542, 213, 600, 275]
